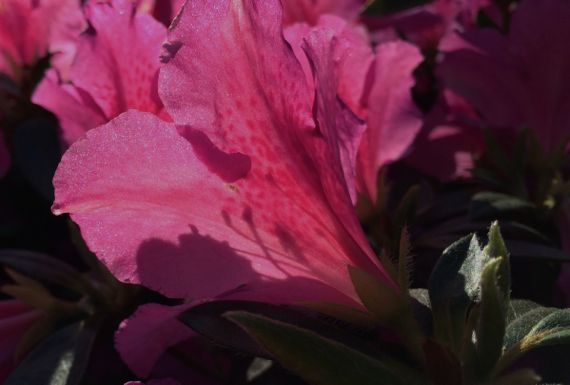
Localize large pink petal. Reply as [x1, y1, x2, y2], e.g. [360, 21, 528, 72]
[69, 0, 166, 120]
[116, 303, 194, 378]
[0, 300, 40, 383]
[159, 0, 392, 287]
[281, 0, 364, 26]
[357, 41, 423, 201]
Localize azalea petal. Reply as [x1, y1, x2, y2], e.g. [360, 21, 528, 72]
[56, 107, 394, 306]
[32, 69, 106, 146]
[281, 0, 363, 26]
[0, 0, 84, 79]
[69, 0, 166, 120]
[357, 41, 423, 201]
[47, 0, 87, 79]
[116, 303, 194, 378]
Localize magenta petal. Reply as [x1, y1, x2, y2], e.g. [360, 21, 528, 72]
[357, 41, 423, 201]
[281, 0, 363, 26]
[116, 303, 193, 377]
[70, 0, 166, 120]
[32, 69, 107, 146]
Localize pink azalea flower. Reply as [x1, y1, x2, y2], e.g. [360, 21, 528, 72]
[53, 0, 396, 375]
[364, 0, 495, 50]
[0, 0, 84, 81]
[285, 16, 424, 203]
[438, 0, 570, 154]
[281, 0, 364, 26]
[0, 300, 40, 383]
[405, 90, 484, 181]
[33, 0, 167, 146]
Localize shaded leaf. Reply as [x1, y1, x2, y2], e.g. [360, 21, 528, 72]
[5, 321, 97, 385]
[227, 311, 424, 385]
[428, 234, 485, 349]
[469, 192, 535, 221]
[178, 301, 377, 358]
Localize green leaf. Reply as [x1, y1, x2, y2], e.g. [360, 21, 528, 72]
[178, 300, 377, 358]
[5, 321, 97, 385]
[363, 0, 431, 15]
[349, 267, 425, 363]
[471, 257, 508, 379]
[524, 310, 570, 349]
[428, 234, 486, 350]
[469, 192, 535, 221]
[349, 266, 407, 325]
[504, 307, 557, 349]
[483, 222, 510, 309]
[227, 311, 425, 385]
[506, 300, 542, 325]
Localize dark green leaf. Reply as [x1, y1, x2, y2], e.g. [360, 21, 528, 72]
[363, 0, 431, 15]
[469, 192, 535, 221]
[504, 307, 557, 349]
[472, 257, 508, 379]
[428, 234, 485, 349]
[506, 300, 543, 325]
[227, 311, 425, 385]
[178, 301, 378, 358]
[5, 321, 97, 385]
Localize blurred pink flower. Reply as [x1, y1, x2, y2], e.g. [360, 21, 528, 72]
[364, 0, 495, 50]
[0, 300, 40, 383]
[0, 0, 84, 81]
[439, 0, 570, 154]
[281, 0, 364, 26]
[33, 0, 168, 146]
[405, 90, 484, 181]
[53, 0, 396, 375]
